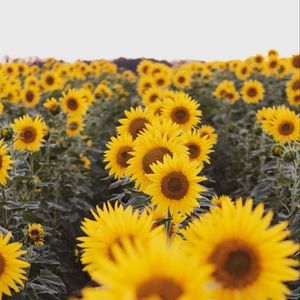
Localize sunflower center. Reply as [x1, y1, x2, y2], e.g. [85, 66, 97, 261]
[294, 95, 300, 103]
[26, 91, 35, 102]
[157, 78, 165, 86]
[187, 143, 200, 159]
[292, 55, 300, 68]
[178, 76, 186, 83]
[155, 107, 162, 116]
[150, 94, 159, 103]
[209, 239, 260, 289]
[129, 118, 148, 139]
[116, 146, 133, 168]
[136, 277, 184, 300]
[161, 171, 189, 200]
[142, 147, 172, 174]
[292, 80, 300, 90]
[0, 253, 5, 277]
[241, 67, 247, 74]
[21, 127, 37, 143]
[30, 229, 40, 237]
[46, 75, 55, 85]
[270, 61, 277, 68]
[66, 98, 79, 111]
[255, 56, 262, 63]
[171, 107, 190, 124]
[247, 87, 257, 97]
[69, 122, 79, 131]
[278, 121, 295, 136]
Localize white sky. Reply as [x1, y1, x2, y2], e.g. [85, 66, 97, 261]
[0, 0, 299, 62]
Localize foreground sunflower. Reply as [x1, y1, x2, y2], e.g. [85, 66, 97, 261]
[241, 80, 265, 104]
[60, 89, 88, 117]
[145, 154, 206, 216]
[117, 106, 150, 140]
[161, 92, 202, 131]
[92, 237, 212, 300]
[127, 129, 187, 190]
[12, 114, 46, 151]
[77, 203, 163, 276]
[0, 139, 13, 185]
[182, 198, 298, 300]
[104, 133, 134, 179]
[0, 232, 30, 299]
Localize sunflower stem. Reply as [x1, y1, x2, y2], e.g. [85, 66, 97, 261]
[1, 186, 7, 228]
[29, 153, 35, 202]
[224, 104, 232, 144]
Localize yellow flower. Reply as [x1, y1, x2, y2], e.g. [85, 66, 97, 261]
[241, 80, 265, 104]
[104, 133, 134, 179]
[40, 70, 62, 91]
[66, 116, 84, 137]
[80, 154, 91, 169]
[182, 198, 298, 300]
[27, 223, 45, 246]
[12, 114, 46, 151]
[145, 154, 206, 216]
[77, 203, 163, 276]
[22, 86, 40, 108]
[235, 63, 251, 80]
[0, 139, 13, 185]
[173, 70, 192, 89]
[0, 232, 30, 299]
[60, 89, 88, 117]
[198, 124, 218, 145]
[43, 97, 59, 112]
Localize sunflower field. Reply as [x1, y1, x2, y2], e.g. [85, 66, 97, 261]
[0, 51, 299, 300]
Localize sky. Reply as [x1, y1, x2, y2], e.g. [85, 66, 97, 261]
[0, 0, 299, 62]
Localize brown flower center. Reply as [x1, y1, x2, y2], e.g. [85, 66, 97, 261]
[292, 55, 300, 68]
[292, 79, 300, 91]
[171, 107, 190, 124]
[209, 239, 260, 289]
[278, 121, 295, 136]
[116, 146, 133, 168]
[26, 90, 35, 102]
[129, 118, 148, 139]
[68, 122, 79, 131]
[142, 147, 172, 174]
[241, 67, 247, 75]
[246, 87, 258, 97]
[156, 78, 165, 86]
[161, 171, 189, 200]
[269, 61, 277, 68]
[294, 95, 300, 103]
[21, 127, 37, 143]
[187, 143, 200, 159]
[178, 76, 186, 83]
[66, 98, 79, 111]
[150, 94, 159, 103]
[255, 56, 262, 63]
[136, 277, 184, 300]
[46, 75, 55, 85]
[30, 229, 40, 237]
[0, 253, 6, 276]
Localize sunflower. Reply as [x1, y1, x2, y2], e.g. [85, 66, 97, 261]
[145, 154, 206, 216]
[60, 89, 88, 117]
[268, 49, 279, 57]
[137, 60, 153, 76]
[94, 83, 112, 100]
[77, 203, 163, 276]
[263, 57, 279, 76]
[147, 100, 165, 119]
[214, 80, 240, 104]
[66, 116, 84, 137]
[0, 139, 13, 185]
[263, 106, 300, 143]
[142, 87, 163, 107]
[211, 194, 233, 208]
[27, 223, 44, 246]
[12, 114, 46, 151]
[92, 235, 212, 300]
[104, 133, 134, 179]
[0, 232, 30, 299]
[43, 97, 60, 113]
[290, 54, 300, 72]
[161, 92, 202, 130]
[24, 75, 39, 87]
[22, 86, 40, 108]
[182, 198, 298, 300]
[235, 63, 251, 80]
[40, 70, 62, 91]
[178, 129, 214, 168]
[80, 154, 91, 169]
[117, 106, 150, 140]
[198, 124, 218, 145]
[173, 70, 192, 89]
[252, 54, 265, 69]
[241, 80, 265, 104]
[287, 89, 300, 107]
[137, 76, 155, 96]
[286, 74, 300, 94]
[127, 129, 187, 190]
